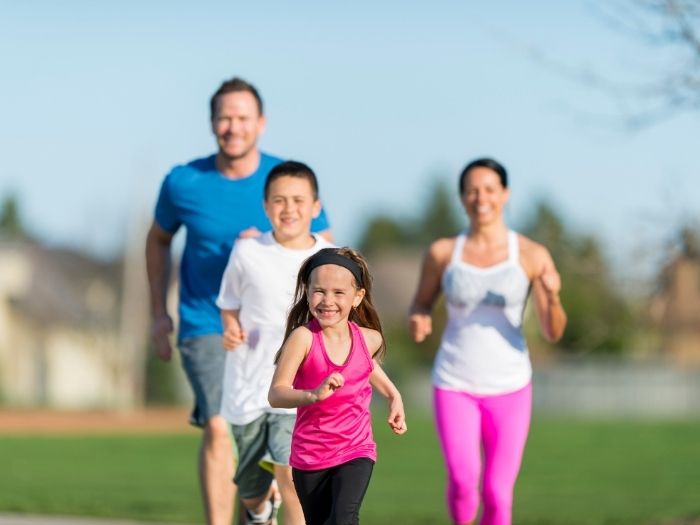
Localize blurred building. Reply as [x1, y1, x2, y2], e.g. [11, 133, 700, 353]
[368, 248, 421, 325]
[0, 237, 149, 408]
[649, 229, 700, 367]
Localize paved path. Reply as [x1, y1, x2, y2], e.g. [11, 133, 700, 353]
[0, 515, 186, 525]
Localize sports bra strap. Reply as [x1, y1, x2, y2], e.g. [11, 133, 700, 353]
[451, 232, 467, 264]
[508, 230, 520, 264]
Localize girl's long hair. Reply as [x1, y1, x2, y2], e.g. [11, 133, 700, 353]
[274, 247, 386, 363]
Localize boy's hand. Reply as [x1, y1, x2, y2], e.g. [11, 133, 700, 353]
[313, 372, 345, 402]
[223, 325, 247, 351]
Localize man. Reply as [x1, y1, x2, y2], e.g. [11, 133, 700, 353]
[146, 77, 331, 525]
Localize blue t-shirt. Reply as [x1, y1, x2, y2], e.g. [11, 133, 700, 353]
[154, 152, 330, 342]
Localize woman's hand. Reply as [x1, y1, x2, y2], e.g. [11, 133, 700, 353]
[527, 243, 567, 342]
[408, 312, 432, 343]
[539, 265, 562, 305]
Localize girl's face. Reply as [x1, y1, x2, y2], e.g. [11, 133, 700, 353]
[307, 264, 366, 328]
[461, 166, 509, 226]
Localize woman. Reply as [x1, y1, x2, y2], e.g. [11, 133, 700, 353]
[408, 158, 567, 525]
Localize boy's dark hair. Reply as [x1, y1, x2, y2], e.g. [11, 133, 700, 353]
[210, 77, 263, 120]
[459, 157, 508, 194]
[264, 161, 320, 200]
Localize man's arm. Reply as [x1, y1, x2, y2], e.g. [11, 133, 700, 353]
[145, 220, 176, 361]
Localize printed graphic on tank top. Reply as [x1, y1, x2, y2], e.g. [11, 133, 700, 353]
[433, 230, 532, 395]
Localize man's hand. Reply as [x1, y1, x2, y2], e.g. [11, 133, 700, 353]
[151, 314, 174, 362]
[238, 227, 262, 239]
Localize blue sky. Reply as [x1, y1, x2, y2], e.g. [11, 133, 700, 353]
[1, 1, 697, 284]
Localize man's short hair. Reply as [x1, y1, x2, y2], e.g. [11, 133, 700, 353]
[210, 77, 263, 120]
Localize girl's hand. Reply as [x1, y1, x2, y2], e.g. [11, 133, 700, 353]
[223, 325, 247, 350]
[387, 396, 407, 435]
[313, 372, 345, 402]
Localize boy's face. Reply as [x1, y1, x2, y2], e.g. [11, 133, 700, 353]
[264, 176, 321, 246]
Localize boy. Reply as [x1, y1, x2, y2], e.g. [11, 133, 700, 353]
[216, 161, 333, 525]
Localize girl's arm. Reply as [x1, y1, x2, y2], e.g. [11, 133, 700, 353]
[370, 362, 407, 435]
[361, 327, 407, 435]
[529, 244, 567, 342]
[408, 238, 452, 343]
[220, 309, 246, 350]
[268, 327, 344, 408]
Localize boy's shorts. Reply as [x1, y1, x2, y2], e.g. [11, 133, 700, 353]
[178, 335, 226, 428]
[232, 413, 295, 499]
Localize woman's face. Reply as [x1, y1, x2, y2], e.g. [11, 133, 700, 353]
[460, 166, 509, 226]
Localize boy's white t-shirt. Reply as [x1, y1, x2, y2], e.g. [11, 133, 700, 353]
[216, 231, 334, 425]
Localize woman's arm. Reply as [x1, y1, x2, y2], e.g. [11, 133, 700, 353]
[408, 239, 452, 343]
[529, 244, 567, 342]
[268, 328, 344, 408]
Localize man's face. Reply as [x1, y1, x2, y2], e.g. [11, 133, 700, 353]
[211, 91, 266, 161]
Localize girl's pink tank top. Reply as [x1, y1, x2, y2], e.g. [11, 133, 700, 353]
[290, 318, 377, 470]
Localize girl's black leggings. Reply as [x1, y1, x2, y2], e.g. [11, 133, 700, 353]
[292, 457, 374, 525]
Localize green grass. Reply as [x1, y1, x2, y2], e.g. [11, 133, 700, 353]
[2, 414, 700, 524]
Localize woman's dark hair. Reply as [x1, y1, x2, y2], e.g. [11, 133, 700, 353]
[264, 161, 319, 200]
[274, 247, 387, 363]
[459, 157, 508, 194]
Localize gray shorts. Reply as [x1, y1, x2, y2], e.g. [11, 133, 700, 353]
[179, 334, 226, 428]
[232, 413, 295, 499]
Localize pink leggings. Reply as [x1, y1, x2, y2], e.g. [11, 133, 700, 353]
[433, 384, 531, 525]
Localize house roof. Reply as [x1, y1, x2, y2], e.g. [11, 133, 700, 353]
[2, 239, 122, 329]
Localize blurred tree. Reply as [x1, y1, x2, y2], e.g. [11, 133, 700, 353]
[358, 177, 462, 374]
[526, 0, 700, 127]
[413, 179, 464, 246]
[359, 215, 411, 255]
[0, 194, 28, 238]
[522, 201, 637, 353]
[359, 177, 463, 255]
[598, 0, 700, 125]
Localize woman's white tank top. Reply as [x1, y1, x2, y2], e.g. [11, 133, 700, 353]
[432, 230, 532, 395]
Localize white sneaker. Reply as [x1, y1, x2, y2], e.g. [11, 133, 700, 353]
[245, 500, 274, 525]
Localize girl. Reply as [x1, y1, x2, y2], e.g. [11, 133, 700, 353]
[268, 247, 406, 525]
[408, 158, 567, 525]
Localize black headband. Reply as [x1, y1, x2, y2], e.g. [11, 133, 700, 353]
[304, 253, 364, 287]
